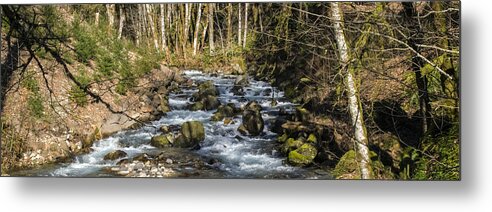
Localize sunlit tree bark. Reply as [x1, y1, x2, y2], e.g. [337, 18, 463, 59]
[330, 2, 373, 180]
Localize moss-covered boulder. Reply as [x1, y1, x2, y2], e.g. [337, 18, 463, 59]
[103, 150, 127, 160]
[244, 101, 263, 112]
[333, 150, 394, 180]
[192, 81, 219, 101]
[332, 150, 360, 179]
[277, 133, 289, 143]
[202, 95, 220, 111]
[237, 109, 264, 136]
[173, 121, 205, 148]
[159, 96, 171, 113]
[281, 138, 304, 154]
[287, 144, 318, 166]
[211, 104, 238, 121]
[189, 102, 204, 111]
[150, 134, 173, 148]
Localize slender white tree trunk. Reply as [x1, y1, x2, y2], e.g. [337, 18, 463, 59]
[242, 3, 249, 48]
[227, 3, 232, 48]
[160, 4, 169, 55]
[238, 3, 242, 46]
[193, 3, 202, 56]
[167, 4, 172, 52]
[95, 11, 100, 26]
[208, 3, 215, 54]
[106, 4, 115, 28]
[330, 2, 373, 180]
[117, 6, 125, 39]
[146, 4, 159, 51]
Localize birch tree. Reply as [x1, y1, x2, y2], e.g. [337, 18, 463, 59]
[193, 3, 202, 56]
[208, 3, 215, 54]
[145, 4, 159, 51]
[330, 2, 373, 180]
[243, 3, 249, 48]
[238, 3, 242, 46]
[117, 5, 125, 39]
[106, 4, 115, 28]
[227, 3, 232, 48]
[160, 4, 169, 57]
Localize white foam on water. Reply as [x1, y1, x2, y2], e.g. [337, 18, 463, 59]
[48, 70, 306, 178]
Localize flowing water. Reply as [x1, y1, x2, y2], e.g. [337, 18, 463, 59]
[16, 71, 332, 179]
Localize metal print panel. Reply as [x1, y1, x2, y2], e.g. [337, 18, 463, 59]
[0, 1, 460, 180]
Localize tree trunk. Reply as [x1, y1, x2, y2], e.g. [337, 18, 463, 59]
[243, 3, 249, 48]
[402, 2, 432, 134]
[201, 18, 208, 51]
[238, 3, 242, 46]
[95, 11, 99, 26]
[160, 4, 169, 58]
[227, 3, 232, 48]
[106, 4, 115, 28]
[330, 2, 373, 180]
[208, 3, 215, 54]
[146, 4, 159, 51]
[167, 4, 172, 53]
[193, 3, 202, 56]
[117, 5, 125, 39]
[135, 5, 141, 46]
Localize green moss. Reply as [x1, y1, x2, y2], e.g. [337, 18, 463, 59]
[287, 143, 317, 167]
[277, 133, 288, 143]
[307, 134, 317, 143]
[333, 150, 359, 179]
[150, 135, 172, 148]
[281, 138, 304, 154]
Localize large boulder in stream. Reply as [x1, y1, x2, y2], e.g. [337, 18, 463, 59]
[173, 121, 205, 148]
[103, 150, 127, 160]
[192, 81, 219, 101]
[150, 134, 173, 148]
[237, 109, 264, 136]
[101, 114, 139, 137]
[287, 144, 318, 167]
[190, 81, 220, 111]
[211, 103, 239, 121]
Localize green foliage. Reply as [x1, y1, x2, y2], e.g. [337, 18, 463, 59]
[22, 75, 44, 119]
[69, 68, 91, 106]
[73, 20, 98, 64]
[398, 124, 460, 180]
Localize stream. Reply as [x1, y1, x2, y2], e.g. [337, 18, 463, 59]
[15, 71, 332, 179]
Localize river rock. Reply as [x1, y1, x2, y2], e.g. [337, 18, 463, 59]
[159, 125, 170, 134]
[174, 121, 205, 148]
[211, 104, 238, 121]
[244, 101, 263, 112]
[202, 95, 220, 111]
[159, 96, 171, 113]
[189, 102, 204, 111]
[150, 134, 172, 148]
[287, 144, 318, 167]
[237, 109, 264, 136]
[234, 75, 249, 87]
[192, 81, 219, 101]
[101, 114, 138, 137]
[281, 138, 304, 154]
[103, 150, 127, 160]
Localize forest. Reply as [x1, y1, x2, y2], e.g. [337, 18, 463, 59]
[0, 2, 460, 180]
